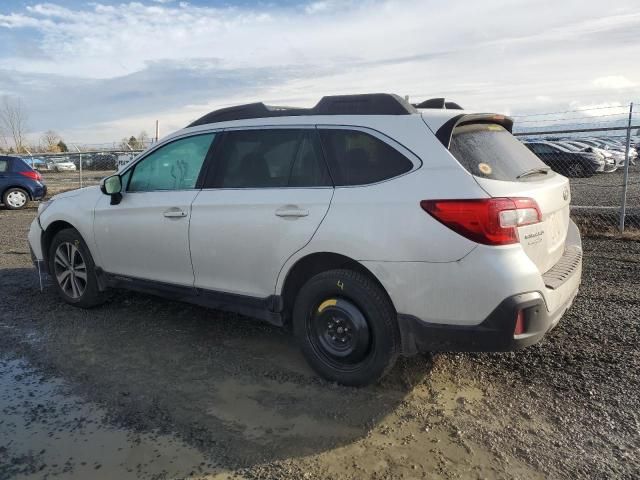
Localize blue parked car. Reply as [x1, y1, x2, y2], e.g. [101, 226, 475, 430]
[23, 157, 49, 172]
[0, 155, 47, 210]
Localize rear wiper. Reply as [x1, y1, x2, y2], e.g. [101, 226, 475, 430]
[517, 167, 551, 179]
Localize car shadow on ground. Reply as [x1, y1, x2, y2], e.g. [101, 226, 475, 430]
[0, 267, 433, 469]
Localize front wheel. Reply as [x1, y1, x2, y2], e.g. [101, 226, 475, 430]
[49, 228, 107, 308]
[293, 269, 400, 386]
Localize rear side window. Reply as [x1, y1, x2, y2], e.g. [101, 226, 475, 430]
[8, 158, 31, 172]
[0, 160, 8, 172]
[319, 129, 413, 186]
[212, 129, 331, 188]
[449, 124, 550, 181]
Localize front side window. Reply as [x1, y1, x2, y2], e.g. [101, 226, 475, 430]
[127, 134, 215, 192]
[212, 129, 331, 188]
[318, 129, 414, 186]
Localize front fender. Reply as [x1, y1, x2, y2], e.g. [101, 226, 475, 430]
[38, 189, 103, 268]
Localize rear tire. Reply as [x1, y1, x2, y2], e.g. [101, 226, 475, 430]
[293, 269, 400, 386]
[49, 228, 107, 308]
[3, 187, 29, 210]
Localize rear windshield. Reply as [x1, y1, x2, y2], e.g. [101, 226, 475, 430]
[449, 123, 550, 181]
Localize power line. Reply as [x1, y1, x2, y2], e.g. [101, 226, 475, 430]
[515, 112, 629, 123]
[511, 104, 631, 117]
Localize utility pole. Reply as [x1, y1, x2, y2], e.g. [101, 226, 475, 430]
[619, 102, 633, 233]
[155, 120, 159, 143]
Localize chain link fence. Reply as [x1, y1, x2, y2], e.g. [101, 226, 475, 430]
[18, 147, 145, 197]
[513, 103, 639, 234]
[13, 104, 640, 235]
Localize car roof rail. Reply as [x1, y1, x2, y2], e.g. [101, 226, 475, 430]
[413, 98, 464, 110]
[187, 93, 417, 127]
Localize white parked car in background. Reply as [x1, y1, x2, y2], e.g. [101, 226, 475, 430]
[28, 94, 582, 386]
[47, 157, 77, 172]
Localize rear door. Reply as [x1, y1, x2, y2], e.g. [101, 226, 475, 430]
[448, 123, 570, 273]
[189, 127, 333, 297]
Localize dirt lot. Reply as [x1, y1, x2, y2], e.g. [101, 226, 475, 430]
[0, 207, 639, 479]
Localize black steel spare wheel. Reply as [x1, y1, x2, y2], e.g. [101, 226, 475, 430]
[310, 298, 371, 366]
[293, 269, 400, 386]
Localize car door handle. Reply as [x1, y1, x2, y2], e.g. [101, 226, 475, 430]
[163, 208, 188, 218]
[275, 206, 309, 218]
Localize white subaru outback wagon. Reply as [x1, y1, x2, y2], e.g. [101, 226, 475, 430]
[28, 94, 582, 386]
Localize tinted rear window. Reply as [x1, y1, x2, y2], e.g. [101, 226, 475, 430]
[449, 124, 550, 181]
[319, 129, 413, 186]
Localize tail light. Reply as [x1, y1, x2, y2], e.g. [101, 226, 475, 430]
[420, 198, 541, 246]
[19, 170, 42, 182]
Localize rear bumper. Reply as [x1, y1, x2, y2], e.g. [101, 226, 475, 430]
[398, 287, 577, 354]
[387, 220, 582, 355]
[32, 184, 47, 200]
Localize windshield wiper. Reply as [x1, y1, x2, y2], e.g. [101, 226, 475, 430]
[517, 167, 551, 179]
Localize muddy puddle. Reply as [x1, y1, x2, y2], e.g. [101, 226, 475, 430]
[0, 357, 229, 479]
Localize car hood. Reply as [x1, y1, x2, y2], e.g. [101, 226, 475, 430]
[51, 185, 100, 201]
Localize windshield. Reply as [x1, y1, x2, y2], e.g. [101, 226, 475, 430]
[449, 123, 551, 181]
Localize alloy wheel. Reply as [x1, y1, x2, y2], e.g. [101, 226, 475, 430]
[53, 242, 88, 299]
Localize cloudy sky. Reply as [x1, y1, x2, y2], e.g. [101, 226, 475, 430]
[0, 0, 638, 144]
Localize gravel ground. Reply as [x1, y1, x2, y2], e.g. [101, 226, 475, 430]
[569, 166, 640, 208]
[0, 207, 638, 479]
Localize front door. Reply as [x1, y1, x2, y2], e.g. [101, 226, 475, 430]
[94, 133, 216, 286]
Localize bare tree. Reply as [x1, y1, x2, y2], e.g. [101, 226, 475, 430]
[0, 96, 29, 153]
[119, 132, 149, 150]
[41, 130, 61, 152]
[137, 131, 149, 148]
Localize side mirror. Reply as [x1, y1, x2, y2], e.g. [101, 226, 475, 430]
[100, 175, 123, 205]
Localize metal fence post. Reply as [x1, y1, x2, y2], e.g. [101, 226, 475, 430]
[72, 143, 83, 188]
[619, 102, 634, 233]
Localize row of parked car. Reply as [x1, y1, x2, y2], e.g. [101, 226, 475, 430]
[520, 137, 638, 177]
[23, 153, 118, 172]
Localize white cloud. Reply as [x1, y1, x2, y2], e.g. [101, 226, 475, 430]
[593, 75, 637, 90]
[305, 2, 333, 14]
[0, 0, 639, 142]
[568, 101, 629, 116]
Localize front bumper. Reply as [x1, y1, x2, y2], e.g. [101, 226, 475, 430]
[28, 218, 45, 266]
